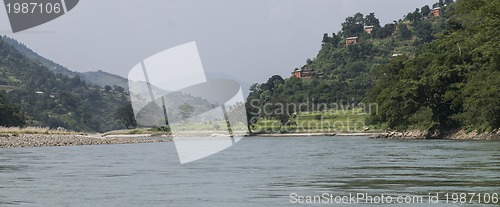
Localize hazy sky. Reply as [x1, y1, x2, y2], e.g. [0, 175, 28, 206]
[0, 0, 435, 84]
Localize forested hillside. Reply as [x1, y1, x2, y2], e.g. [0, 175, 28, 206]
[367, 0, 499, 133]
[0, 37, 129, 132]
[247, 0, 498, 134]
[2, 36, 129, 90]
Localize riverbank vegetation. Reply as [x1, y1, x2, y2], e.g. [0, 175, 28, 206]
[0, 126, 77, 135]
[247, 0, 499, 137]
[367, 0, 499, 134]
[251, 108, 371, 133]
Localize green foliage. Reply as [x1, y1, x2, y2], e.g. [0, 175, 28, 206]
[246, 2, 461, 132]
[376, 23, 396, 39]
[0, 37, 130, 132]
[104, 85, 112, 92]
[247, 0, 498, 134]
[368, 0, 499, 132]
[414, 20, 434, 44]
[114, 103, 137, 129]
[364, 13, 380, 28]
[177, 103, 195, 120]
[2, 36, 78, 78]
[421, 5, 431, 16]
[398, 23, 413, 40]
[341, 12, 365, 37]
[152, 126, 170, 133]
[0, 93, 25, 127]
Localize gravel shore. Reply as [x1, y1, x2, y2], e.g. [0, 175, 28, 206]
[0, 134, 171, 148]
[376, 129, 500, 140]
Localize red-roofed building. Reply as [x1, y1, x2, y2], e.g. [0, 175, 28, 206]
[346, 37, 358, 46]
[432, 8, 441, 17]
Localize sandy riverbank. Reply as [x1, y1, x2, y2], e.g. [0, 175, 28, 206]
[0, 134, 170, 148]
[4, 129, 495, 149]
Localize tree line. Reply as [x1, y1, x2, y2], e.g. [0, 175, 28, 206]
[246, 0, 498, 134]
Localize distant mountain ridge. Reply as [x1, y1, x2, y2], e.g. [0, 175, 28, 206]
[2, 36, 77, 77]
[80, 70, 129, 90]
[2, 36, 128, 90]
[0, 36, 130, 132]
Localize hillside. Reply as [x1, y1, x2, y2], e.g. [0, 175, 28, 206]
[2, 36, 78, 78]
[2, 36, 129, 90]
[246, 0, 498, 135]
[0, 36, 130, 132]
[247, 1, 450, 112]
[80, 70, 129, 90]
[367, 0, 499, 134]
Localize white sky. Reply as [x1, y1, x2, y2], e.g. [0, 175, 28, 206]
[0, 0, 436, 84]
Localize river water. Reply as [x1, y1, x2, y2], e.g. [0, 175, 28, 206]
[0, 136, 499, 206]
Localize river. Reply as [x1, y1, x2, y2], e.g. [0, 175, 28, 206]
[1, 136, 499, 206]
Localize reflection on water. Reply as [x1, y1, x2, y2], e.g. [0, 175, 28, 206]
[0, 137, 498, 206]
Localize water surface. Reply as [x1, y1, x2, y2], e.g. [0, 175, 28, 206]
[1, 136, 499, 206]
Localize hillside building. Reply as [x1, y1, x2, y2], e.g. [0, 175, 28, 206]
[291, 66, 323, 79]
[364, 26, 375, 34]
[432, 8, 441, 17]
[346, 37, 358, 46]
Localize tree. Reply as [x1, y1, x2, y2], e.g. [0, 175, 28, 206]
[376, 23, 396, 39]
[0, 94, 25, 127]
[322, 33, 330, 43]
[412, 9, 422, 22]
[331, 33, 340, 45]
[114, 103, 137, 129]
[342, 13, 364, 37]
[245, 83, 262, 134]
[260, 75, 284, 93]
[405, 9, 422, 22]
[277, 113, 296, 132]
[405, 12, 415, 22]
[414, 20, 433, 43]
[364, 13, 380, 28]
[113, 85, 125, 93]
[104, 85, 112, 92]
[178, 103, 195, 121]
[322, 33, 341, 45]
[398, 24, 412, 40]
[421, 5, 431, 16]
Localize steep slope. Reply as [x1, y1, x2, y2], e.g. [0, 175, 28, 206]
[80, 70, 129, 90]
[2, 36, 129, 90]
[0, 36, 129, 132]
[367, 0, 499, 133]
[2, 36, 78, 78]
[248, 1, 449, 106]
[245, 0, 478, 132]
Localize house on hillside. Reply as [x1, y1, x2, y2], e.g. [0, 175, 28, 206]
[346, 37, 358, 46]
[432, 7, 441, 17]
[291, 66, 323, 79]
[364, 26, 375, 34]
[292, 68, 304, 78]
